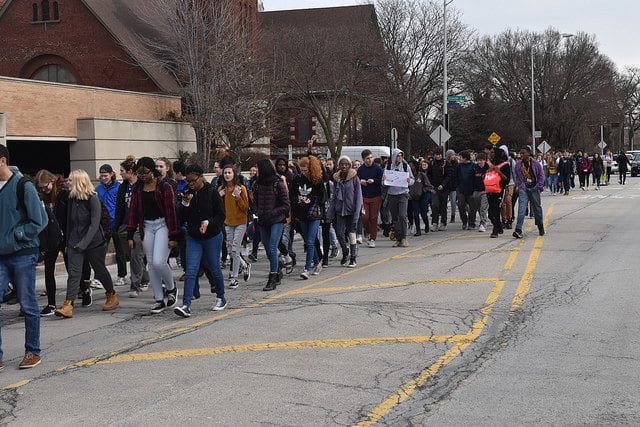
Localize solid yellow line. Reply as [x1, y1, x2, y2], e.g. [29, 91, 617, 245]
[98, 335, 458, 364]
[510, 203, 554, 311]
[354, 278, 506, 426]
[3, 379, 31, 390]
[503, 248, 520, 275]
[289, 278, 500, 295]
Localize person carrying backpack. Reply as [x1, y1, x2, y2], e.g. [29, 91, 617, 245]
[383, 149, 414, 247]
[0, 144, 48, 369]
[485, 147, 511, 238]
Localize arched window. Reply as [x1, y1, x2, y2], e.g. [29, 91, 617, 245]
[31, 64, 77, 84]
[53, 1, 59, 20]
[32, 3, 38, 21]
[41, 0, 50, 21]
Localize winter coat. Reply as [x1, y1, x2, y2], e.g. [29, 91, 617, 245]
[329, 169, 363, 221]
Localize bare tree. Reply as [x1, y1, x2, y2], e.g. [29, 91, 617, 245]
[375, 0, 471, 155]
[619, 68, 640, 149]
[265, 6, 387, 160]
[133, 0, 277, 168]
[462, 29, 621, 151]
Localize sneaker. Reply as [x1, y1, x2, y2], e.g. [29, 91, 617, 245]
[512, 230, 523, 239]
[398, 238, 409, 247]
[178, 273, 185, 282]
[229, 279, 239, 289]
[312, 264, 322, 275]
[468, 224, 476, 230]
[367, 239, 375, 248]
[340, 255, 349, 266]
[150, 301, 166, 314]
[356, 234, 363, 244]
[329, 247, 339, 258]
[174, 305, 191, 318]
[243, 263, 251, 281]
[140, 282, 149, 291]
[478, 224, 486, 232]
[81, 288, 93, 307]
[115, 276, 128, 287]
[248, 253, 258, 262]
[19, 352, 41, 369]
[538, 224, 545, 236]
[430, 224, 438, 232]
[348, 258, 357, 268]
[40, 305, 56, 317]
[166, 287, 178, 307]
[300, 270, 310, 280]
[462, 223, 468, 230]
[128, 289, 139, 298]
[213, 297, 227, 311]
[89, 279, 103, 289]
[438, 224, 447, 231]
[0, 360, 3, 371]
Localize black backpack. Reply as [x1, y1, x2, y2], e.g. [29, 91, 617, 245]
[17, 177, 64, 254]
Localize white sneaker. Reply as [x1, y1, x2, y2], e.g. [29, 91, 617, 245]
[367, 239, 376, 248]
[438, 224, 447, 231]
[312, 264, 322, 275]
[430, 224, 438, 232]
[115, 276, 128, 287]
[478, 224, 486, 232]
[300, 270, 310, 280]
[356, 234, 363, 244]
[89, 279, 103, 289]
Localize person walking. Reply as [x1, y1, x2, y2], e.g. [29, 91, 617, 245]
[617, 150, 631, 185]
[329, 156, 363, 267]
[291, 156, 325, 278]
[54, 170, 120, 318]
[455, 151, 475, 230]
[174, 164, 227, 317]
[512, 146, 546, 239]
[591, 152, 604, 190]
[499, 145, 516, 230]
[603, 149, 613, 184]
[384, 149, 414, 246]
[251, 159, 290, 291]
[469, 152, 489, 232]
[0, 144, 47, 369]
[546, 153, 559, 194]
[578, 152, 592, 190]
[357, 149, 383, 247]
[485, 147, 511, 238]
[557, 150, 574, 195]
[427, 148, 453, 232]
[218, 164, 250, 290]
[408, 160, 432, 236]
[126, 157, 179, 314]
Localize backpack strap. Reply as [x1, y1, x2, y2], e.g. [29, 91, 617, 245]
[16, 176, 30, 212]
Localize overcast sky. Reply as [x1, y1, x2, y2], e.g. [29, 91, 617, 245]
[262, 0, 639, 71]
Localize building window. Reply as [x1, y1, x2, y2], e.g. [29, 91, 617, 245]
[31, 64, 77, 84]
[32, 3, 38, 21]
[41, 0, 50, 21]
[53, 1, 59, 20]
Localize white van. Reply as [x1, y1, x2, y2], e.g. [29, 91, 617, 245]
[329, 146, 391, 161]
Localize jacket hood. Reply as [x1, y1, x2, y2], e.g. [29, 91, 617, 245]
[391, 148, 403, 165]
[333, 168, 357, 182]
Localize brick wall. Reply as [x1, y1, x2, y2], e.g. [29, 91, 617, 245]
[0, 76, 182, 138]
[0, 0, 160, 92]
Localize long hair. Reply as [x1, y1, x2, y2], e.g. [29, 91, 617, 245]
[35, 169, 61, 204]
[219, 165, 238, 189]
[156, 157, 174, 179]
[137, 157, 161, 178]
[256, 158, 276, 185]
[299, 156, 323, 185]
[68, 170, 96, 200]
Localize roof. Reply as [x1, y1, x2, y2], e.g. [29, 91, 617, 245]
[0, 0, 179, 93]
[259, 5, 386, 92]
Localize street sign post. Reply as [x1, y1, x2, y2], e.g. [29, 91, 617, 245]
[487, 132, 501, 145]
[430, 125, 451, 147]
[447, 95, 466, 101]
[534, 130, 542, 139]
[537, 140, 551, 154]
[391, 127, 398, 149]
[287, 144, 293, 161]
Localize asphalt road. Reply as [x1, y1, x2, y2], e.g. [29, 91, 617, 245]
[1, 180, 639, 425]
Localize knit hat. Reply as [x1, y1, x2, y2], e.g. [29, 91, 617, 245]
[99, 164, 113, 174]
[338, 155, 352, 165]
[445, 149, 456, 159]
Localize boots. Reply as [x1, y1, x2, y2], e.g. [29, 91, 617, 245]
[263, 272, 278, 291]
[102, 291, 119, 311]
[274, 270, 282, 288]
[54, 300, 74, 318]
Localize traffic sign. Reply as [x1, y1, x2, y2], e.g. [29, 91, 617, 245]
[430, 125, 451, 147]
[287, 144, 293, 161]
[597, 140, 606, 149]
[487, 132, 501, 145]
[447, 95, 466, 101]
[447, 101, 461, 108]
[537, 140, 551, 154]
[534, 130, 542, 138]
[391, 127, 398, 143]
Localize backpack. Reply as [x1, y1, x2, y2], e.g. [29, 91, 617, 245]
[16, 176, 63, 254]
[483, 162, 507, 194]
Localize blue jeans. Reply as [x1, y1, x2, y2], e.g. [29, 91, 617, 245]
[260, 223, 284, 273]
[183, 233, 224, 307]
[0, 253, 40, 359]
[335, 215, 358, 260]
[299, 219, 320, 270]
[515, 188, 543, 232]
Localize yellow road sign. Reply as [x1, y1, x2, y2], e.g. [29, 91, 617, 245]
[488, 132, 501, 145]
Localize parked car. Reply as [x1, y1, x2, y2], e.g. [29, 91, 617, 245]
[628, 153, 640, 177]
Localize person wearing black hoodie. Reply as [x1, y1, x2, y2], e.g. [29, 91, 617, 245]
[455, 150, 475, 230]
[427, 148, 454, 231]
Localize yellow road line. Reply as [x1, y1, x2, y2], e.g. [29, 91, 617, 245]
[288, 278, 500, 296]
[3, 379, 31, 390]
[98, 335, 459, 364]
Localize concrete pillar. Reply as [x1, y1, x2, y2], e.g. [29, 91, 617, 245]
[0, 112, 6, 146]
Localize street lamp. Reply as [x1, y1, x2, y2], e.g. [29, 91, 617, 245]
[443, 0, 454, 140]
[530, 33, 573, 149]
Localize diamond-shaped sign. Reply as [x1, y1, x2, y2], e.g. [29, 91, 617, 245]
[598, 140, 607, 149]
[487, 132, 501, 145]
[430, 125, 451, 147]
[537, 141, 551, 154]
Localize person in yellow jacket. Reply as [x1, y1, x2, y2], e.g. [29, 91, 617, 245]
[218, 165, 250, 289]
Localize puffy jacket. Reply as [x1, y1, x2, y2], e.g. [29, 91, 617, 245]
[428, 158, 453, 191]
[179, 182, 226, 240]
[66, 195, 105, 251]
[329, 169, 362, 221]
[252, 178, 290, 227]
[95, 180, 120, 231]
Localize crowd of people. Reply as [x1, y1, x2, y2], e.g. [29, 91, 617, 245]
[5, 138, 626, 370]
